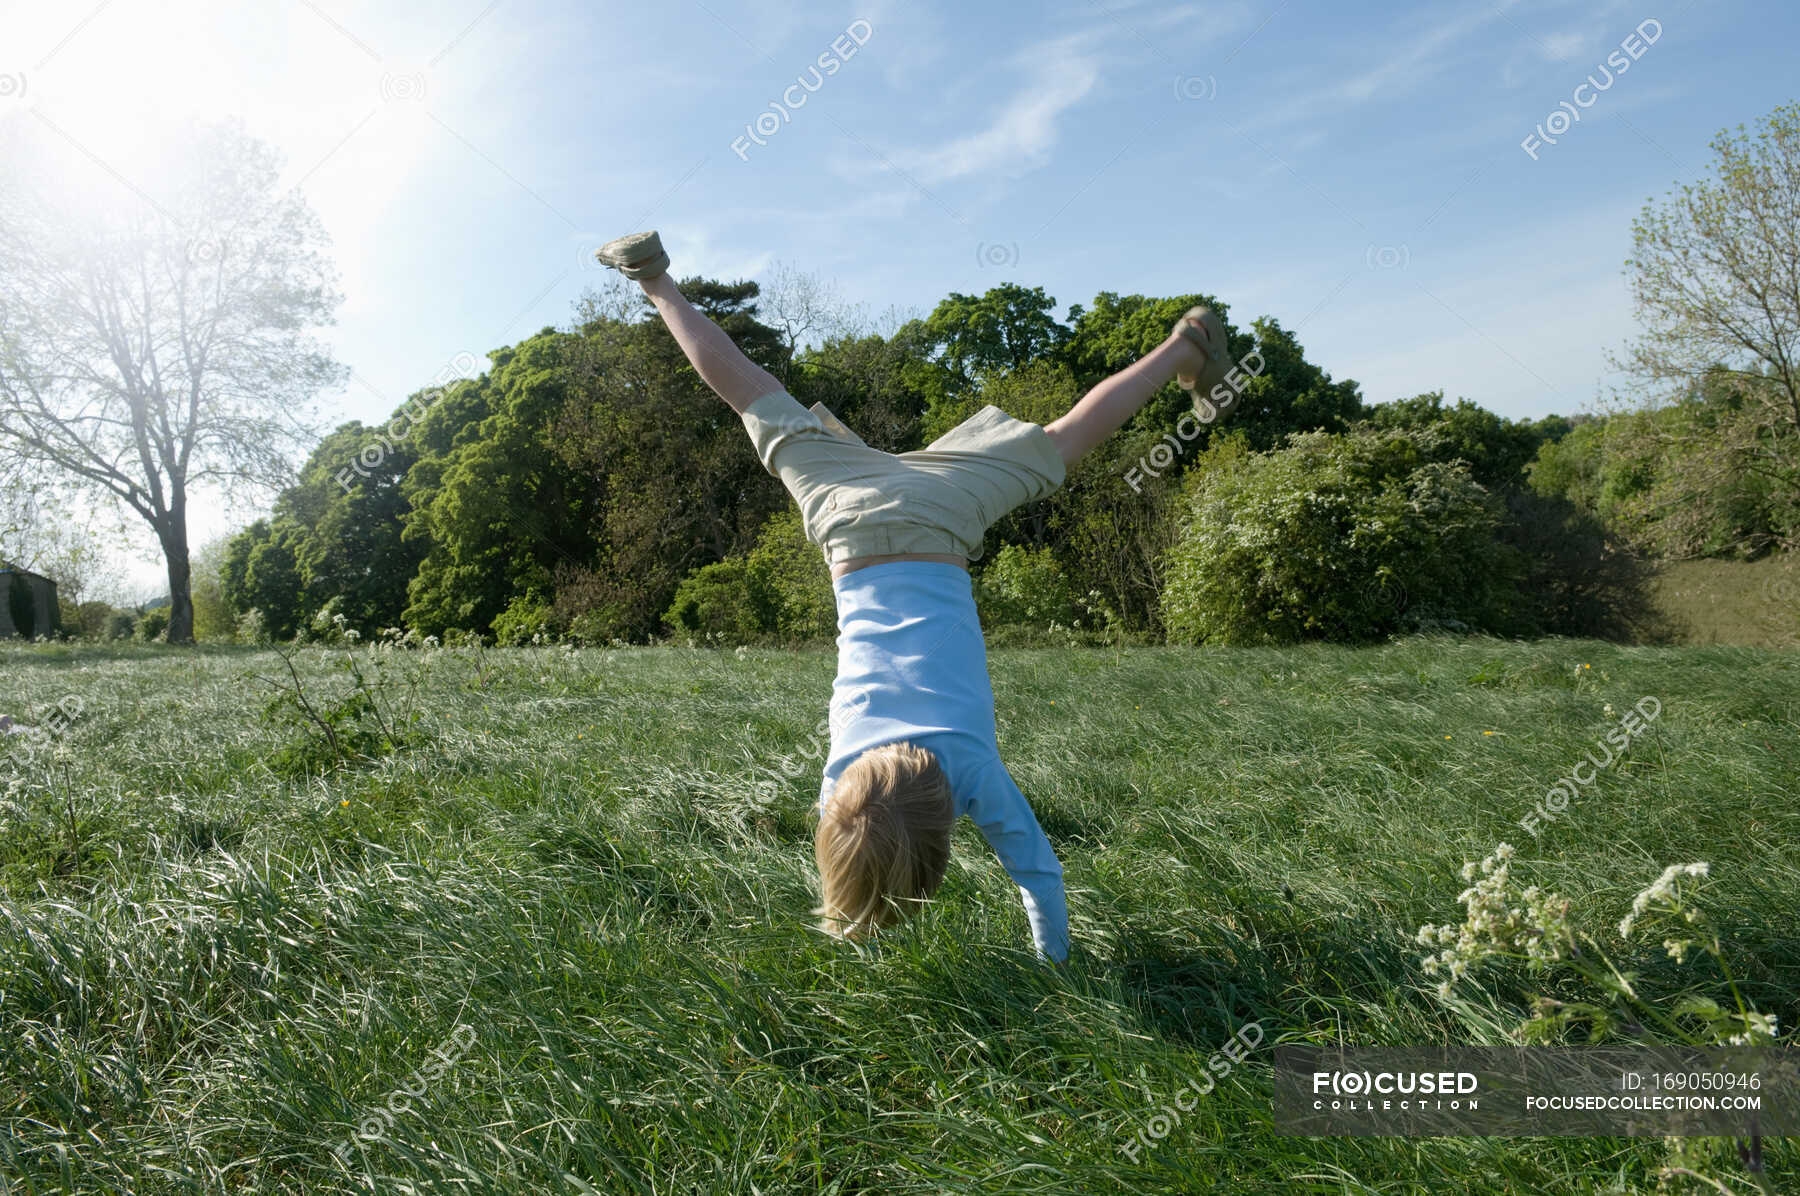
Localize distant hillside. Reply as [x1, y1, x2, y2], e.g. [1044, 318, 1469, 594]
[1649, 554, 1799, 647]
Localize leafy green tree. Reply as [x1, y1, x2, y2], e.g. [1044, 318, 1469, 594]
[1365, 391, 1562, 490]
[217, 371, 481, 637]
[403, 331, 592, 636]
[221, 519, 307, 640]
[788, 323, 946, 453]
[1592, 378, 1797, 557]
[0, 470, 128, 606]
[973, 545, 1078, 628]
[738, 510, 835, 640]
[664, 510, 833, 643]
[550, 280, 796, 640]
[491, 594, 560, 646]
[918, 284, 1069, 396]
[662, 558, 753, 640]
[1528, 417, 1609, 512]
[1062, 291, 1219, 384]
[1618, 101, 1800, 554]
[1232, 317, 1365, 450]
[1062, 296, 1364, 445]
[284, 421, 428, 631]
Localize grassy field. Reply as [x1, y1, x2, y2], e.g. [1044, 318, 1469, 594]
[1649, 554, 1800, 648]
[1, 638, 1796, 1194]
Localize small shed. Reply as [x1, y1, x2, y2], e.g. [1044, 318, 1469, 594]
[0, 562, 58, 639]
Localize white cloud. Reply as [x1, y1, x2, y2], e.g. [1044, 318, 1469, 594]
[1351, 2, 1524, 99]
[1239, 0, 1523, 130]
[1539, 31, 1587, 61]
[889, 34, 1101, 184]
[1074, 0, 1252, 33]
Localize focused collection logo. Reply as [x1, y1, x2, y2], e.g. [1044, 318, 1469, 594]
[1312, 1070, 1480, 1111]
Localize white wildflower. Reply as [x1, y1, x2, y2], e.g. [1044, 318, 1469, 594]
[1727, 1012, 1778, 1046]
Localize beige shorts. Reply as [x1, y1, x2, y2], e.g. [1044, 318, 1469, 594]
[739, 390, 1067, 564]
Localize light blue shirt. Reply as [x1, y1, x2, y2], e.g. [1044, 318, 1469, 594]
[818, 561, 1069, 962]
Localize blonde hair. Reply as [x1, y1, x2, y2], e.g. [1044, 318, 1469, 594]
[814, 742, 953, 940]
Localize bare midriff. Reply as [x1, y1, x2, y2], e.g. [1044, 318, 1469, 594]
[830, 552, 968, 580]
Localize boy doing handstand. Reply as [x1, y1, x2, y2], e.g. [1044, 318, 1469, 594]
[598, 231, 1231, 962]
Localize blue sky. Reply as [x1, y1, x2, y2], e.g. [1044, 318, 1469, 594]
[1, 0, 1794, 591]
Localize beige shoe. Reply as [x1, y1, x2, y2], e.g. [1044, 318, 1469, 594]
[1171, 306, 1233, 419]
[595, 230, 670, 280]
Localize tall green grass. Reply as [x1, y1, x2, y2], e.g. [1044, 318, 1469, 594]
[1, 638, 1795, 1193]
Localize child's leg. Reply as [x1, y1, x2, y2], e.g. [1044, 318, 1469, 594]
[638, 274, 785, 413]
[1041, 334, 1202, 468]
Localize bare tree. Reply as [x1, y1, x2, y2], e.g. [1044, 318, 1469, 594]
[758, 261, 855, 370]
[1617, 101, 1800, 551]
[0, 121, 344, 641]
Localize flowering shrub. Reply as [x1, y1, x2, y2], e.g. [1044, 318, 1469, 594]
[1161, 427, 1519, 644]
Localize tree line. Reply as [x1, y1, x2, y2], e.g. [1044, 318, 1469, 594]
[6, 104, 1797, 645]
[217, 279, 1602, 645]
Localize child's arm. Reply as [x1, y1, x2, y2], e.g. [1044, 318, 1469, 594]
[636, 273, 785, 414]
[962, 756, 1069, 962]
